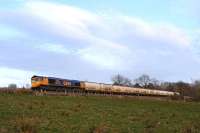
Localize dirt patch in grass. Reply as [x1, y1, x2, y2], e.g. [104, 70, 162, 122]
[91, 124, 110, 133]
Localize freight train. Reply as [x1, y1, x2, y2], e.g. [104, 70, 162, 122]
[31, 75, 180, 97]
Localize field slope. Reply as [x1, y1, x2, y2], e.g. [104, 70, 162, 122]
[0, 93, 200, 133]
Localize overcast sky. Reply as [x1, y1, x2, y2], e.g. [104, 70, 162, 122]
[0, 0, 200, 87]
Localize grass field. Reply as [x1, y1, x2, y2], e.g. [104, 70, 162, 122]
[0, 93, 200, 133]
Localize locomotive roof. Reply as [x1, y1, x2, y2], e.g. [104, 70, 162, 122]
[32, 75, 80, 82]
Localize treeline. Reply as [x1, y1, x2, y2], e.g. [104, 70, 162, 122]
[112, 74, 200, 101]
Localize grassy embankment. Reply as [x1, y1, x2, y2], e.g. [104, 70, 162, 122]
[0, 92, 200, 133]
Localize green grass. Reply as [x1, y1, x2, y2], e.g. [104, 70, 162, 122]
[0, 93, 200, 133]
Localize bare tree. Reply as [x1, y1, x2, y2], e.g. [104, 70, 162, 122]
[174, 81, 191, 98]
[133, 74, 161, 89]
[111, 74, 132, 86]
[151, 78, 160, 86]
[25, 84, 31, 89]
[134, 74, 151, 88]
[8, 83, 17, 89]
[150, 78, 161, 90]
[192, 80, 200, 100]
[123, 78, 132, 86]
[160, 82, 175, 91]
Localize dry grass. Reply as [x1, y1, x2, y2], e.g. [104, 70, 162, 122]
[0, 88, 33, 95]
[12, 116, 41, 133]
[92, 124, 110, 133]
[180, 122, 200, 133]
[0, 127, 8, 133]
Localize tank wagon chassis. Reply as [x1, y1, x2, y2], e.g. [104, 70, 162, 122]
[31, 76, 180, 97]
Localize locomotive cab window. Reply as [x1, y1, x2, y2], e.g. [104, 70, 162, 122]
[32, 77, 42, 82]
[31, 78, 37, 83]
